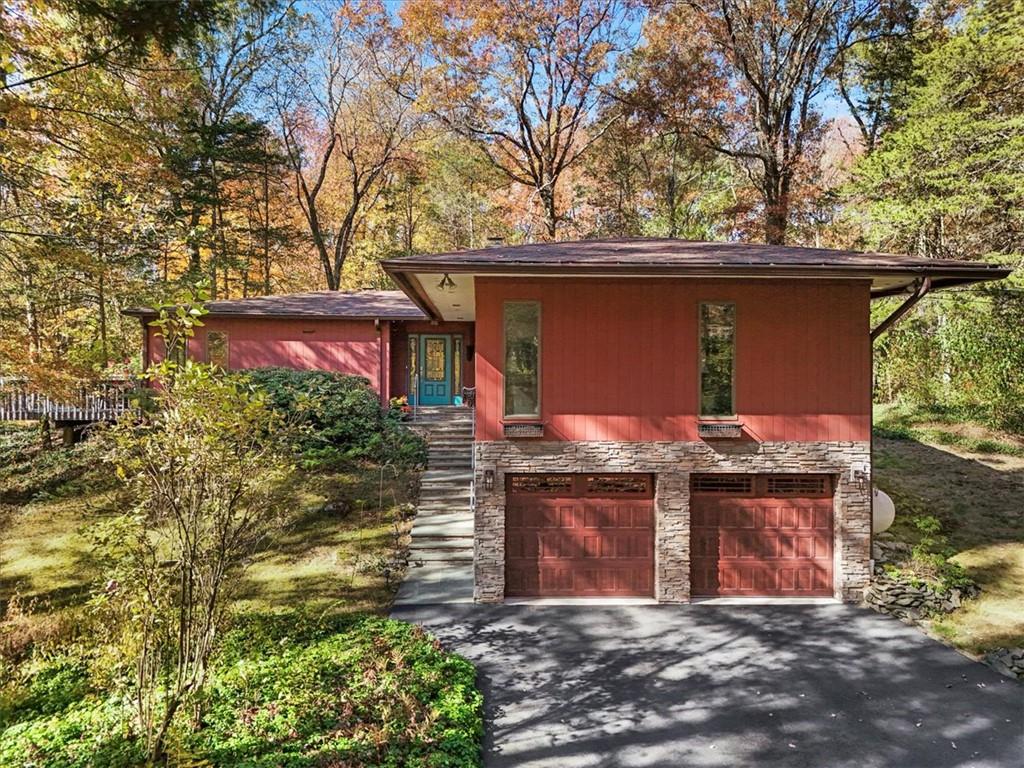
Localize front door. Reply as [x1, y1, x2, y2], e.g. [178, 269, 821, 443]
[418, 334, 452, 405]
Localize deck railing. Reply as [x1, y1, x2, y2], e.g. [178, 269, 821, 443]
[0, 376, 138, 422]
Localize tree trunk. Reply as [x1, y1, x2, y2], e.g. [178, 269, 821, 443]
[98, 270, 109, 367]
[539, 184, 557, 240]
[762, 165, 789, 245]
[666, 135, 679, 239]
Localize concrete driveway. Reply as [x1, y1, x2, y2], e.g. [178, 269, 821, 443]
[391, 603, 1023, 767]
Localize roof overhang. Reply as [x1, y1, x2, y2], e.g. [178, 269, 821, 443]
[382, 260, 1012, 322]
[122, 309, 421, 321]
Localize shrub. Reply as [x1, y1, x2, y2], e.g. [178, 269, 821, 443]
[244, 368, 426, 469]
[0, 655, 93, 728]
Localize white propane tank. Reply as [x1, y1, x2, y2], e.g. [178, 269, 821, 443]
[873, 487, 896, 534]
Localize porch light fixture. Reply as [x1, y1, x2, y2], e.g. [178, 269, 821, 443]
[483, 468, 495, 492]
[437, 273, 457, 293]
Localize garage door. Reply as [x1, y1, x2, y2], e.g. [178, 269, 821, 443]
[505, 474, 654, 597]
[690, 474, 834, 597]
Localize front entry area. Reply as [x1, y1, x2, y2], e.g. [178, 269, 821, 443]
[409, 333, 463, 405]
[505, 473, 654, 598]
[690, 473, 835, 597]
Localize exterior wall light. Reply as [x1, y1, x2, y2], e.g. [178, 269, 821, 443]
[438, 273, 457, 293]
[483, 468, 495, 492]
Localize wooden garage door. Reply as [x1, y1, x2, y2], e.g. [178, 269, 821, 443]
[690, 474, 834, 597]
[505, 474, 654, 597]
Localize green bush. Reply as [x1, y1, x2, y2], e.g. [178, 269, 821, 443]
[872, 284, 1024, 434]
[0, 614, 483, 768]
[0, 656, 93, 728]
[244, 369, 426, 469]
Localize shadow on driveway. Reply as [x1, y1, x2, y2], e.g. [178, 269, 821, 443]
[391, 603, 1023, 767]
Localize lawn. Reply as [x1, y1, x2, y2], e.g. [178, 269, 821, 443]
[873, 403, 1024, 656]
[0, 423, 418, 619]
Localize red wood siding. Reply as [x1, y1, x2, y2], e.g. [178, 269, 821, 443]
[474, 277, 871, 443]
[146, 317, 384, 393]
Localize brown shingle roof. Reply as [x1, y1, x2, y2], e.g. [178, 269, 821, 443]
[382, 237, 1007, 273]
[124, 290, 424, 320]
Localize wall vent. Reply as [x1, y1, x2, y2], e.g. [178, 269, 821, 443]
[504, 422, 544, 438]
[697, 422, 743, 439]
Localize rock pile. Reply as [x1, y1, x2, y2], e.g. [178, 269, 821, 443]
[985, 648, 1024, 680]
[863, 569, 978, 621]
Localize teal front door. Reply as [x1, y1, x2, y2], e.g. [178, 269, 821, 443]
[418, 334, 452, 405]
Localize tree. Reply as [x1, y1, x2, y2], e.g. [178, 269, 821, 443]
[855, 0, 1024, 429]
[404, 0, 633, 240]
[101, 295, 292, 762]
[641, 0, 878, 244]
[1, 0, 228, 93]
[852, 0, 1024, 259]
[832, 0, 929, 153]
[272, 0, 421, 290]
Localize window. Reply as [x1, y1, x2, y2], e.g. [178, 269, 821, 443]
[699, 302, 735, 416]
[504, 301, 540, 418]
[207, 331, 229, 369]
[425, 338, 446, 381]
[453, 336, 462, 393]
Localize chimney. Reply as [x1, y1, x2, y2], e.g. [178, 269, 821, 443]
[485, 236, 505, 248]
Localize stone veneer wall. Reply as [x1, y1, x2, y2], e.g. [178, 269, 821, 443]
[473, 440, 872, 603]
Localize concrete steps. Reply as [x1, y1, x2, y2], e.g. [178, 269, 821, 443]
[397, 406, 475, 604]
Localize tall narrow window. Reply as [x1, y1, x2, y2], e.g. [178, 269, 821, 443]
[504, 302, 540, 418]
[408, 335, 418, 398]
[699, 303, 735, 416]
[207, 331, 229, 369]
[453, 336, 463, 393]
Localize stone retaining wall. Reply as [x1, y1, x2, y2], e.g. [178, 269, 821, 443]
[473, 440, 872, 603]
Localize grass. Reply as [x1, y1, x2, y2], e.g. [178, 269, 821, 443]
[873, 402, 1024, 656]
[874, 402, 1024, 457]
[0, 424, 418, 635]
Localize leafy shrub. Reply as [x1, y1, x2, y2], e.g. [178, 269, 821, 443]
[908, 515, 977, 595]
[0, 426, 107, 505]
[0, 656, 93, 728]
[244, 368, 426, 469]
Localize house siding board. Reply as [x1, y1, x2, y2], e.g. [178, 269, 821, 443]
[473, 277, 871, 443]
[147, 317, 383, 394]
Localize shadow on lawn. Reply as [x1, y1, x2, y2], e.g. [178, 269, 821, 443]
[874, 436, 1024, 549]
[394, 603, 1022, 768]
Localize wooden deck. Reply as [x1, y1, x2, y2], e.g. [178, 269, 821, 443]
[0, 377, 137, 423]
